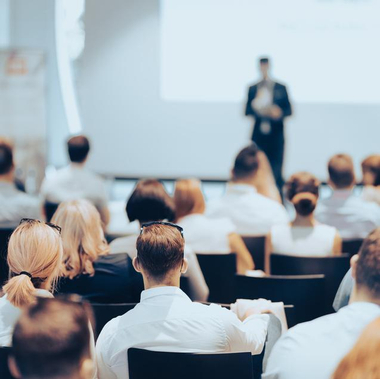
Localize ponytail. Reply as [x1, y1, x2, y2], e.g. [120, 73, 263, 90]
[3, 274, 36, 308]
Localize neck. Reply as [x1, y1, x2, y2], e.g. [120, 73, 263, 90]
[231, 177, 256, 188]
[143, 274, 181, 291]
[350, 286, 380, 306]
[0, 172, 14, 183]
[292, 214, 316, 227]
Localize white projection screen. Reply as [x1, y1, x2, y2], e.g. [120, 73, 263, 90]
[78, 0, 380, 180]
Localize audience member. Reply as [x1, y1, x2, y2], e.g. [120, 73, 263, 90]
[316, 154, 380, 240]
[97, 223, 270, 379]
[9, 297, 95, 379]
[174, 179, 254, 273]
[53, 200, 140, 303]
[331, 317, 380, 379]
[0, 138, 40, 228]
[110, 179, 209, 301]
[0, 219, 62, 346]
[263, 227, 380, 379]
[207, 143, 289, 235]
[40, 135, 110, 226]
[361, 154, 380, 206]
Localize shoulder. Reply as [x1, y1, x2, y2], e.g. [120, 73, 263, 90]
[110, 235, 137, 255]
[274, 82, 287, 90]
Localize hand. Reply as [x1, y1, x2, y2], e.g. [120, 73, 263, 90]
[270, 105, 283, 120]
[244, 307, 273, 319]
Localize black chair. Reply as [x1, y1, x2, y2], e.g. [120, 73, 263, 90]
[196, 254, 237, 303]
[0, 347, 14, 379]
[235, 274, 326, 326]
[270, 254, 351, 314]
[128, 349, 254, 379]
[0, 229, 14, 287]
[342, 239, 364, 257]
[242, 236, 266, 271]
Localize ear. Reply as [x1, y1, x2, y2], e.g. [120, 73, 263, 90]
[180, 258, 188, 274]
[132, 257, 142, 273]
[79, 358, 94, 379]
[350, 254, 359, 280]
[8, 356, 21, 379]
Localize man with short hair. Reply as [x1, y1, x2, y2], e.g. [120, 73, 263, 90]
[206, 143, 288, 235]
[96, 223, 270, 379]
[0, 138, 40, 227]
[263, 227, 380, 379]
[316, 154, 380, 239]
[41, 135, 110, 225]
[9, 297, 95, 379]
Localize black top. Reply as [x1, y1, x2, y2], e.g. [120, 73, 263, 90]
[56, 253, 143, 303]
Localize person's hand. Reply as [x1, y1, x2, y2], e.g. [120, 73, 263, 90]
[270, 105, 283, 120]
[244, 308, 273, 319]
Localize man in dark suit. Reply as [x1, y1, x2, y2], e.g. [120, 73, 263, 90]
[245, 57, 292, 191]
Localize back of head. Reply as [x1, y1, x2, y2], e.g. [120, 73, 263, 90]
[361, 155, 380, 186]
[52, 199, 109, 279]
[136, 223, 185, 281]
[232, 143, 259, 182]
[286, 172, 320, 217]
[126, 179, 175, 223]
[328, 154, 355, 189]
[0, 138, 14, 175]
[174, 179, 205, 220]
[67, 135, 90, 163]
[12, 297, 93, 379]
[3, 220, 63, 307]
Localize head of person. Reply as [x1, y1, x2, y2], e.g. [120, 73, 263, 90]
[133, 223, 186, 288]
[259, 57, 270, 79]
[286, 172, 320, 217]
[51, 199, 109, 280]
[361, 155, 380, 186]
[10, 297, 94, 379]
[331, 317, 380, 379]
[0, 138, 14, 179]
[67, 135, 90, 164]
[231, 143, 260, 184]
[328, 154, 355, 190]
[174, 179, 205, 221]
[126, 179, 175, 224]
[3, 220, 63, 308]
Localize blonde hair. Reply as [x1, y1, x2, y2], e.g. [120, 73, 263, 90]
[3, 221, 63, 307]
[52, 199, 109, 279]
[174, 179, 206, 221]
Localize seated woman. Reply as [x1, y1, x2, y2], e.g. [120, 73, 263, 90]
[174, 179, 254, 274]
[266, 172, 342, 272]
[110, 179, 209, 301]
[0, 219, 63, 346]
[361, 155, 380, 206]
[53, 199, 140, 303]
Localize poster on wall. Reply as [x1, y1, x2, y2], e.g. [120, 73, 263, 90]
[0, 49, 46, 194]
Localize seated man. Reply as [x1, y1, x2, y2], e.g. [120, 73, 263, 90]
[96, 222, 270, 379]
[9, 297, 95, 379]
[0, 138, 40, 228]
[40, 135, 110, 226]
[206, 143, 288, 235]
[263, 227, 380, 379]
[316, 154, 380, 240]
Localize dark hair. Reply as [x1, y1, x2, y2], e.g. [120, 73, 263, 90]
[0, 138, 14, 175]
[67, 135, 90, 163]
[259, 57, 270, 65]
[232, 143, 259, 181]
[136, 223, 185, 279]
[286, 172, 320, 216]
[361, 155, 380, 186]
[356, 228, 380, 299]
[12, 297, 92, 379]
[126, 179, 175, 223]
[328, 154, 355, 189]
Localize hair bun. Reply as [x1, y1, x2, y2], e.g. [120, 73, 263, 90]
[292, 192, 317, 216]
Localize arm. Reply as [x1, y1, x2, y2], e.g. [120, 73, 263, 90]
[228, 233, 254, 273]
[96, 336, 118, 379]
[245, 86, 258, 117]
[265, 233, 272, 275]
[332, 232, 342, 256]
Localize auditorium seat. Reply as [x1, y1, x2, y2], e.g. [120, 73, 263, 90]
[241, 236, 266, 271]
[342, 239, 364, 257]
[0, 347, 14, 379]
[270, 254, 351, 314]
[235, 274, 326, 326]
[0, 228, 14, 287]
[196, 254, 237, 303]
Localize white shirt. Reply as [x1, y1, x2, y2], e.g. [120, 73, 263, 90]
[110, 235, 209, 302]
[263, 302, 380, 379]
[271, 224, 337, 256]
[40, 164, 108, 210]
[0, 182, 41, 228]
[362, 186, 380, 206]
[96, 286, 269, 379]
[206, 183, 289, 236]
[315, 189, 380, 240]
[177, 214, 235, 254]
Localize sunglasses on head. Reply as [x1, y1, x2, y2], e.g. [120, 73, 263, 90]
[140, 221, 184, 239]
[19, 218, 62, 234]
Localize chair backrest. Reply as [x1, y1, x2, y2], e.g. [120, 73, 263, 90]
[235, 274, 326, 325]
[270, 254, 351, 314]
[196, 254, 237, 303]
[0, 229, 14, 287]
[0, 347, 14, 379]
[128, 349, 254, 379]
[342, 239, 364, 257]
[241, 236, 266, 271]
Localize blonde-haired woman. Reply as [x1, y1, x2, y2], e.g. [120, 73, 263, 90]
[53, 199, 140, 303]
[174, 179, 254, 274]
[0, 219, 63, 346]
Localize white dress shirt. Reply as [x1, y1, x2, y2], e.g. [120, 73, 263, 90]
[0, 182, 41, 228]
[206, 183, 289, 236]
[263, 302, 380, 379]
[96, 286, 269, 379]
[315, 189, 380, 240]
[110, 235, 209, 302]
